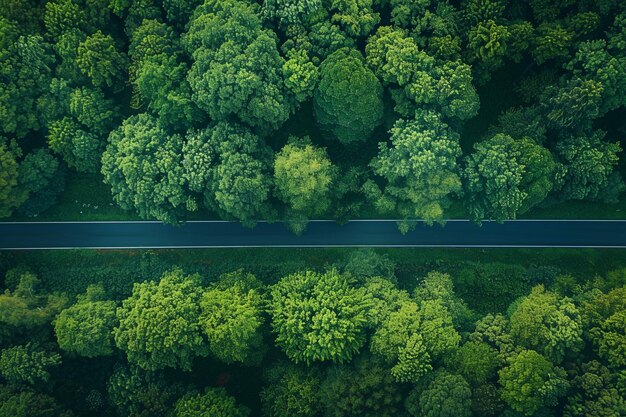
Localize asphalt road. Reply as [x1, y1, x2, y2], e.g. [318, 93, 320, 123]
[1, 220, 625, 249]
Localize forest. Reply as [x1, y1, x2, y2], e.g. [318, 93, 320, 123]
[0, 0, 625, 231]
[1, 248, 626, 416]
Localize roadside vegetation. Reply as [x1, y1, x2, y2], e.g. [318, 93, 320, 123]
[1, 248, 626, 416]
[1, 0, 625, 230]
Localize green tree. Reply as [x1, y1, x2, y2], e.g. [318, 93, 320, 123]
[43, 0, 85, 39]
[54, 284, 118, 358]
[314, 48, 383, 144]
[102, 113, 188, 224]
[370, 300, 460, 382]
[184, 0, 294, 132]
[509, 285, 583, 363]
[262, 0, 322, 28]
[0, 27, 54, 138]
[554, 130, 624, 203]
[0, 344, 61, 385]
[174, 388, 250, 417]
[320, 354, 405, 417]
[566, 40, 626, 114]
[583, 287, 626, 368]
[563, 361, 626, 417]
[342, 248, 397, 283]
[370, 110, 462, 225]
[467, 20, 510, 83]
[282, 49, 319, 103]
[274, 137, 337, 229]
[199, 282, 264, 365]
[0, 387, 69, 417]
[129, 19, 202, 132]
[327, 0, 379, 37]
[260, 362, 323, 417]
[0, 272, 67, 333]
[17, 149, 65, 217]
[447, 341, 499, 386]
[498, 349, 569, 415]
[183, 121, 273, 226]
[464, 134, 558, 221]
[77, 30, 127, 91]
[365, 26, 478, 120]
[542, 78, 603, 130]
[107, 365, 186, 417]
[0, 140, 26, 218]
[405, 370, 472, 417]
[532, 23, 572, 65]
[113, 269, 208, 371]
[269, 269, 371, 364]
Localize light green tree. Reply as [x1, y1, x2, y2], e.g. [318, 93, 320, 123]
[54, 284, 118, 358]
[113, 269, 208, 371]
[174, 388, 250, 417]
[498, 349, 569, 415]
[269, 269, 372, 364]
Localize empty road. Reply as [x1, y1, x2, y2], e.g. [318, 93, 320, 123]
[1, 220, 625, 249]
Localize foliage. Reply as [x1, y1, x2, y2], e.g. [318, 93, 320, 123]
[17, 149, 65, 217]
[174, 388, 250, 417]
[509, 285, 583, 363]
[269, 269, 372, 363]
[199, 283, 264, 365]
[498, 349, 569, 415]
[314, 48, 383, 144]
[0, 140, 26, 218]
[184, 0, 294, 132]
[113, 269, 208, 371]
[464, 134, 558, 221]
[447, 341, 499, 385]
[320, 354, 405, 417]
[554, 131, 625, 203]
[260, 363, 323, 417]
[405, 370, 472, 417]
[371, 110, 462, 224]
[0, 344, 60, 385]
[182, 121, 273, 226]
[102, 113, 188, 224]
[54, 284, 117, 357]
[76, 31, 127, 91]
[274, 138, 336, 224]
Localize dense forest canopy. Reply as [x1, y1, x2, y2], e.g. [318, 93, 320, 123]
[0, 0, 625, 231]
[1, 248, 626, 416]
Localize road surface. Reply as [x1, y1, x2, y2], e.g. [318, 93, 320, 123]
[1, 220, 625, 249]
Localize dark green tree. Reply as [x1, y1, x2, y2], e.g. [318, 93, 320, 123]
[314, 48, 383, 144]
[76, 30, 127, 91]
[184, 0, 294, 132]
[370, 110, 462, 225]
[446, 341, 499, 386]
[182, 121, 273, 226]
[464, 134, 559, 221]
[405, 370, 472, 417]
[320, 354, 405, 417]
[260, 362, 323, 417]
[554, 131, 624, 203]
[17, 149, 65, 217]
[0, 344, 61, 385]
[0, 140, 26, 218]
